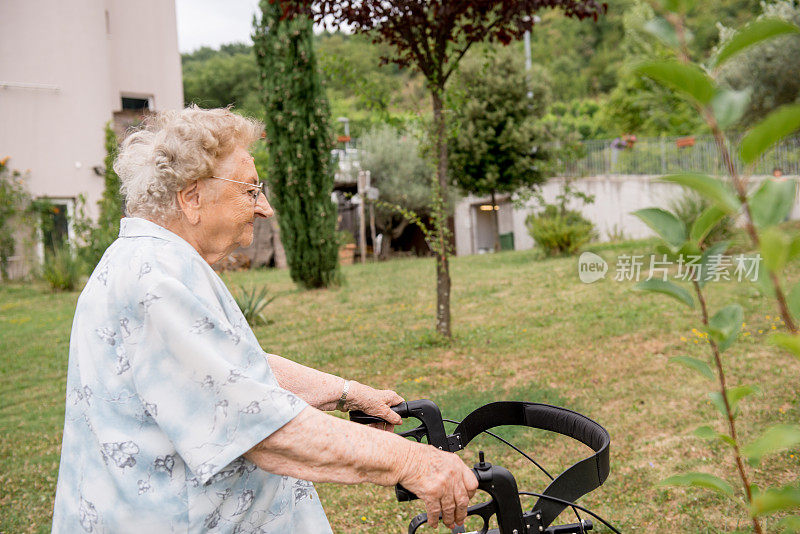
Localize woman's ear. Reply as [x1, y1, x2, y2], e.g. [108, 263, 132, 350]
[176, 181, 202, 225]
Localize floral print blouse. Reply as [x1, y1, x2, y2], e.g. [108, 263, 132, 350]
[52, 217, 332, 533]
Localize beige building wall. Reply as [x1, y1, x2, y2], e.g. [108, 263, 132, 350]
[0, 0, 182, 276]
[455, 174, 800, 256]
[107, 0, 183, 112]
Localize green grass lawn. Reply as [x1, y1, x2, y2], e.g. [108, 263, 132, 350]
[1, 240, 799, 533]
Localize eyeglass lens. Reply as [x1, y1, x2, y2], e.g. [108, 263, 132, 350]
[251, 182, 266, 201]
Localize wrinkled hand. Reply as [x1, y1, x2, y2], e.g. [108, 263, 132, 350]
[398, 445, 478, 530]
[345, 381, 404, 429]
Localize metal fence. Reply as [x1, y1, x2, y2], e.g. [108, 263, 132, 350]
[554, 134, 800, 177]
[342, 133, 799, 178]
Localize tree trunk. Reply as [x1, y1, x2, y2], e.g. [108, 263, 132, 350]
[491, 189, 500, 252]
[391, 218, 410, 241]
[271, 217, 288, 269]
[379, 231, 392, 260]
[377, 218, 409, 260]
[432, 89, 451, 338]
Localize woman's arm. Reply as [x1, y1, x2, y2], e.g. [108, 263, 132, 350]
[267, 353, 404, 424]
[267, 353, 343, 410]
[244, 406, 478, 530]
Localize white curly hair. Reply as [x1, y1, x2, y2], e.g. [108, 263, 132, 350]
[114, 105, 263, 223]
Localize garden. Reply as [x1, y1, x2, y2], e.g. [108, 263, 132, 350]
[1, 233, 799, 532]
[2, 0, 800, 532]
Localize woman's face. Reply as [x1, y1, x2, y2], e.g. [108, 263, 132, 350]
[199, 145, 273, 255]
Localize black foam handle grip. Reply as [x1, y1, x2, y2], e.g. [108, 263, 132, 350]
[348, 412, 386, 425]
[395, 483, 417, 501]
[395, 465, 490, 504]
[349, 402, 415, 502]
[349, 402, 409, 425]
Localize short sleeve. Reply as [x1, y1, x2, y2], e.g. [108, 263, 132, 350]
[131, 276, 307, 485]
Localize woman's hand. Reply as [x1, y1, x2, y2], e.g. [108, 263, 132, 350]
[345, 381, 404, 430]
[397, 444, 479, 530]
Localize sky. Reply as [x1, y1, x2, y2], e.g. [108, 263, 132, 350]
[174, 0, 340, 53]
[175, 0, 261, 53]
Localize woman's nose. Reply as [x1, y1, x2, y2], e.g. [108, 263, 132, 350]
[255, 193, 274, 219]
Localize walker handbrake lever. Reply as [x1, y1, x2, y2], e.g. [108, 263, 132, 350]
[350, 399, 452, 502]
[349, 399, 449, 449]
[408, 453, 528, 534]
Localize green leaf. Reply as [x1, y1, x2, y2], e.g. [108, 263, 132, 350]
[697, 241, 730, 290]
[655, 241, 701, 263]
[760, 227, 791, 273]
[661, 0, 695, 14]
[715, 18, 800, 68]
[634, 279, 694, 308]
[690, 206, 726, 245]
[743, 424, 800, 466]
[752, 485, 800, 516]
[777, 515, 800, 533]
[671, 356, 714, 379]
[643, 17, 681, 49]
[659, 174, 740, 214]
[748, 178, 797, 228]
[740, 103, 800, 165]
[654, 243, 674, 259]
[789, 235, 800, 262]
[708, 384, 759, 419]
[660, 472, 734, 498]
[772, 333, 800, 360]
[692, 425, 736, 447]
[708, 392, 727, 417]
[707, 304, 743, 351]
[677, 241, 703, 259]
[711, 88, 751, 130]
[731, 386, 759, 416]
[632, 208, 686, 249]
[751, 262, 775, 297]
[693, 425, 717, 439]
[635, 60, 716, 106]
[789, 283, 800, 322]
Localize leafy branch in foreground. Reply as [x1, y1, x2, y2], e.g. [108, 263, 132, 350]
[631, 3, 800, 531]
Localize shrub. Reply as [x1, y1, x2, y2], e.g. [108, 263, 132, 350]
[42, 244, 82, 292]
[668, 190, 734, 245]
[336, 230, 355, 246]
[71, 194, 118, 273]
[233, 285, 277, 326]
[0, 160, 32, 281]
[72, 122, 123, 274]
[525, 205, 597, 256]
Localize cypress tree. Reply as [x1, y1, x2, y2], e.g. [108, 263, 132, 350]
[253, 1, 339, 288]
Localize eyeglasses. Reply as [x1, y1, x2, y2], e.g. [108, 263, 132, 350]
[209, 175, 266, 203]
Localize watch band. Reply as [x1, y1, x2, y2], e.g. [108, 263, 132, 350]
[336, 379, 351, 412]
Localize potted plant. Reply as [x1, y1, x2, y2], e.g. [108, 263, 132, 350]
[337, 230, 356, 265]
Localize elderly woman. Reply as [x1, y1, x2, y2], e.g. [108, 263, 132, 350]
[52, 107, 477, 533]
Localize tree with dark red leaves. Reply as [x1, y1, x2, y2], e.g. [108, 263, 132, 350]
[281, 0, 606, 337]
